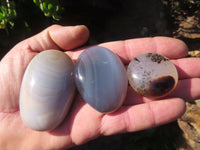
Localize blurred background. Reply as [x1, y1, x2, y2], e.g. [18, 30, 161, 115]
[1, 0, 200, 149]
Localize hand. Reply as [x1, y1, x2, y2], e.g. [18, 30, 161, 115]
[0, 25, 200, 150]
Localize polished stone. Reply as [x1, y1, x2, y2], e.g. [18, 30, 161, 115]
[75, 46, 128, 113]
[20, 50, 75, 131]
[127, 53, 178, 98]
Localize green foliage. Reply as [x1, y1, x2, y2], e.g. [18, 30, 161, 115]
[0, 0, 17, 29]
[0, 0, 62, 30]
[33, 0, 63, 21]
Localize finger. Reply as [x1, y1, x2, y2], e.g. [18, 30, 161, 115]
[102, 37, 188, 63]
[100, 98, 186, 136]
[168, 78, 200, 101]
[65, 95, 103, 145]
[68, 37, 188, 63]
[125, 78, 200, 105]
[11, 25, 89, 54]
[172, 58, 200, 79]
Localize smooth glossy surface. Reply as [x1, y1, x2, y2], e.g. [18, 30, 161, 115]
[127, 53, 178, 98]
[75, 46, 128, 113]
[20, 50, 75, 131]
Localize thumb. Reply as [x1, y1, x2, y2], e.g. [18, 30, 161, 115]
[49, 25, 90, 50]
[11, 25, 90, 53]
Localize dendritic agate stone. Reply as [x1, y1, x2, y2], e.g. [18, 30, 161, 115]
[20, 50, 75, 131]
[75, 46, 128, 113]
[127, 53, 178, 98]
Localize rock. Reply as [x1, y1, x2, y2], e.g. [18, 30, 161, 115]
[74, 46, 127, 113]
[175, 11, 200, 39]
[127, 53, 178, 98]
[188, 51, 200, 57]
[177, 100, 200, 150]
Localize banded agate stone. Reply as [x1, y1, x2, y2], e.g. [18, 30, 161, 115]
[20, 50, 75, 131]
[127, 53, 178, 98]
[75, 46, 128, 113]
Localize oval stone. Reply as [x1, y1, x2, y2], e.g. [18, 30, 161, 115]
[20, 50, 75, 131]
[75, 46, 128, 113]
[127, 53, 178, 98]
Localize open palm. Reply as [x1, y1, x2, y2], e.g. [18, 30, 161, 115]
[1, 25, 200, 150]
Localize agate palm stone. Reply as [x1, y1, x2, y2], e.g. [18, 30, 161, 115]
[127, 53, 178, 98]
[75, 46, 128, 113]
[20, 50, 75, 131]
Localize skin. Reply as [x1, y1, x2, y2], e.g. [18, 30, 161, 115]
[0, 25, 200, 150]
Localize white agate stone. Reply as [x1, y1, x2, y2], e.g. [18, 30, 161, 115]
[20, 50, 75, 131]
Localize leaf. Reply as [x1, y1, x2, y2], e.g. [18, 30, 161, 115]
[33, 0, 40, 6]
[52, 14, 61, 21]
[0, 12, 4, 18]
[9, 21, 14, 28]
[40, 3, 44, 11]
[56, 5, 59, 12]
[48, 3, 53, 10]
[42, 2, 47, 10]
[24, 21, 31, 32]
[0, 24, 6, 29]
[44, 12, 51, 17]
